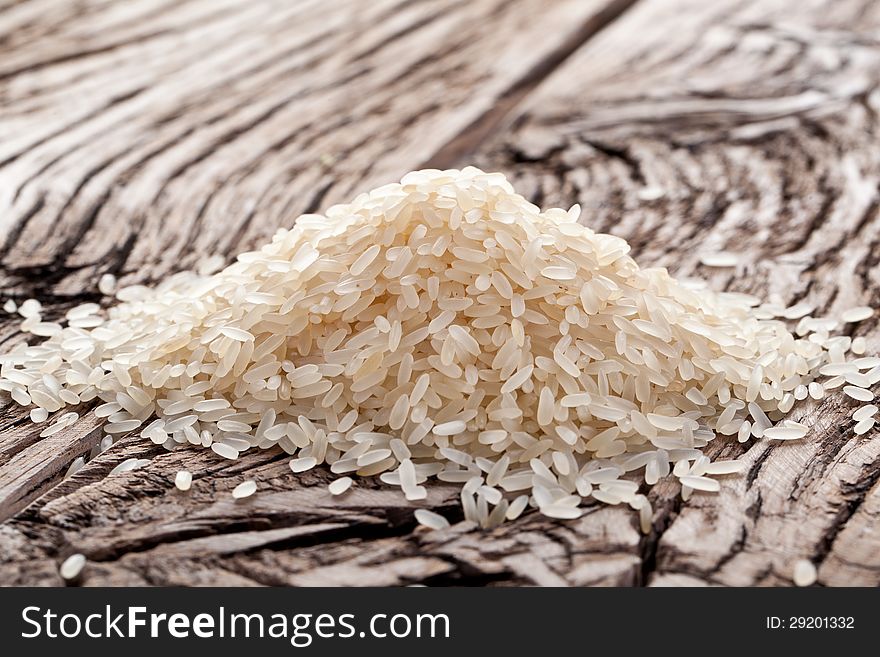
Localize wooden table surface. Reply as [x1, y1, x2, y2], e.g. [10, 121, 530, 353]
[2, 0, 879, 586]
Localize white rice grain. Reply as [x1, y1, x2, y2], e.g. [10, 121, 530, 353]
[59, 553, 86, 580]
[793, 559, 817, 587]
[329, 477, 353, 495]
[841, 306, 873, 323]
[678, 475, 721, 492]
[175, 470, 193, 491]
[853, 405, 877, 421]
[232, 480, 257, 499]
[699, 252, 738, 267]
[763, 425, 808, 440]
[414, 509, 450, 530]
[844, 386, 874, 402]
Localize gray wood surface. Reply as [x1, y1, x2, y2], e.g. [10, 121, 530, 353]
[1, 0, 879, 586]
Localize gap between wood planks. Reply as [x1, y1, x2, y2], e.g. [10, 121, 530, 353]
[423, 0, 639, 170]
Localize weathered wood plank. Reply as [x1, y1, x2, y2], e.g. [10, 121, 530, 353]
[473, 0, 880, 585]
[4, 0, 880, 587]
[0, 0, 630, 293]
[0, 0, 630, 521]
[0, 433, 643, 586]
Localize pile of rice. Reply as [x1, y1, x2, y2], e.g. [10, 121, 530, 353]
[1, 167, 877, 532]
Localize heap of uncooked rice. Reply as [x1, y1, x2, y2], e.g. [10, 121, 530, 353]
[2, 167, 878, 531]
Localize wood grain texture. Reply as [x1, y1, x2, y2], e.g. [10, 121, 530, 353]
[0, 0, 629, 519]
[3, 0, 880, 587]
[474, 0, 880, 586]
[0, 0, 631, 293]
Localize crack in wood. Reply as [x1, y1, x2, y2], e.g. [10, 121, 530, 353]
[423, 0, 641, 169]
